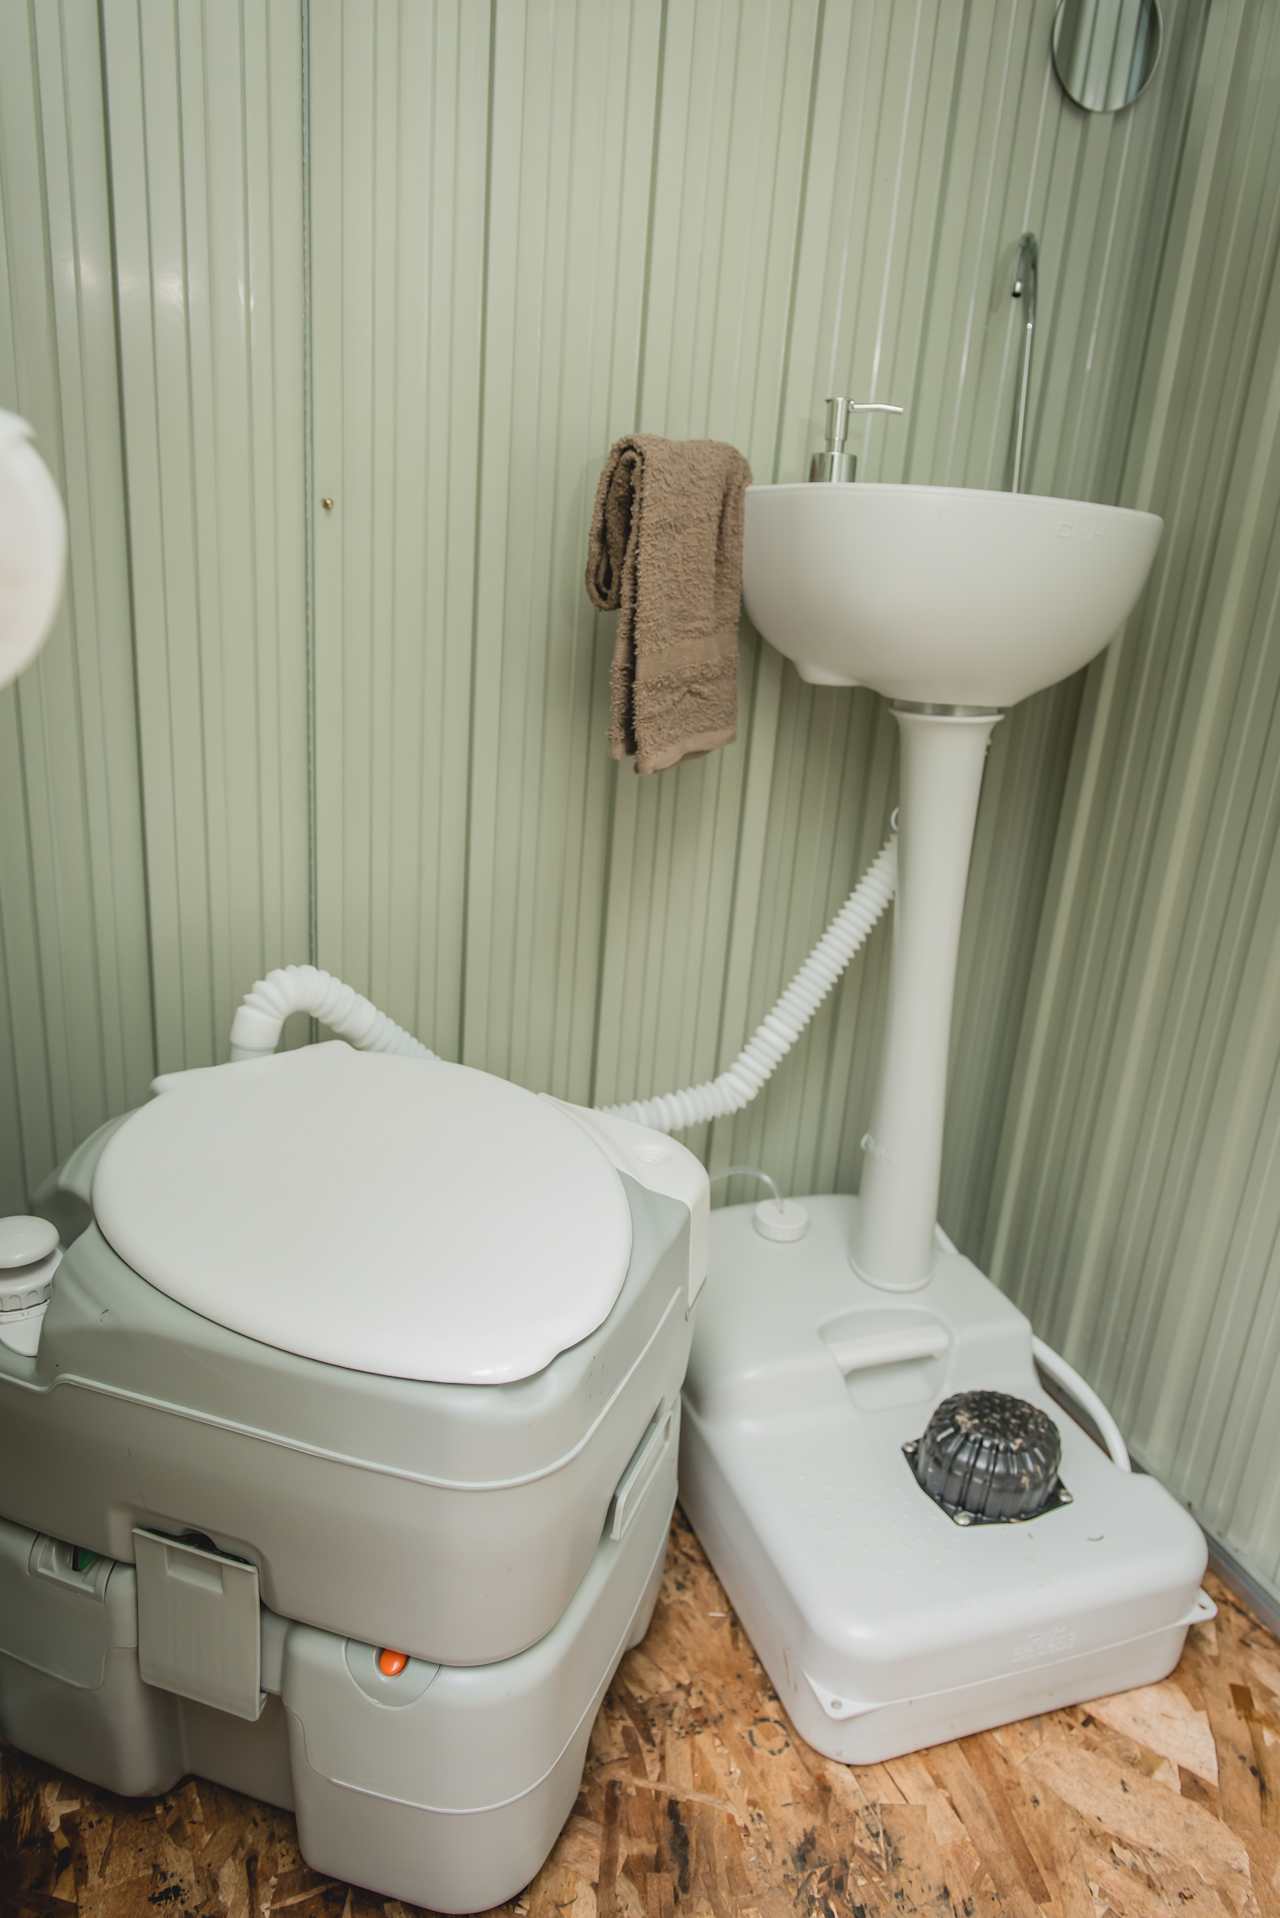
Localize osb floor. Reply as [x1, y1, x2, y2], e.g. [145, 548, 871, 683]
[2, 1513, 1278, 1918]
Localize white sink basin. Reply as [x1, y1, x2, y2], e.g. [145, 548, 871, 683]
[742, 483, 1162, 707]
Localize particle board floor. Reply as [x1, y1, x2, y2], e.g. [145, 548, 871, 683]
[2, 1512, 1277, 1918]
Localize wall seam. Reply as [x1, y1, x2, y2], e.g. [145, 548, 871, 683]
[300, 0, 318, 978]
[95, 0, 161, 1086]
[457, 0, 500, 1066]
[585, 0, 669, 1106]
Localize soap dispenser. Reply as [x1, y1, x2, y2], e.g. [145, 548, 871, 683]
[809, 397, 904, 483]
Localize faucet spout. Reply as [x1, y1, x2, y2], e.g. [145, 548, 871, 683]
[1010, 233, 1038, 493]
[1012, 230, 1038, 301]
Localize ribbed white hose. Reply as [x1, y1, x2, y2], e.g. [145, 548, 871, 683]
[228, 964, 437, 1064]
[604, 834, 898, 1132]
[227, 838, 897, 1131]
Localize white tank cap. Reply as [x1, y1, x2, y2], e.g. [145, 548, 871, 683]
[0, 1215, 60, 1311]
[752, 1198, 810, 1243]
[0, 1215, 58, 1268]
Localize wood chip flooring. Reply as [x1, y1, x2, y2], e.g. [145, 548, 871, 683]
[2, 1512, 1277, 1917]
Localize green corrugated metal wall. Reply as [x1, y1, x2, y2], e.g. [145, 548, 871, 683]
[4, 2, 1275, 1597]
[0, 0, 155, 1209]
[102, 0, 311, 1070]
[985, 0, 1280, 1608]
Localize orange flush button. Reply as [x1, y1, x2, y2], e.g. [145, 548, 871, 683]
[376, 1648, 409, 1677]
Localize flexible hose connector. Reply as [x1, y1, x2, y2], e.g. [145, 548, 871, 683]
[227, 839, 895, 1125]
[603, 834, 898, 1133]
[228, 964, 437, 1064]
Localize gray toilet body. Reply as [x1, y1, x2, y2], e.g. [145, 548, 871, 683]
[0, 1047, 706, 1912]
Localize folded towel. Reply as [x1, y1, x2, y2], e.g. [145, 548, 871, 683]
[585, 435, 752, 774]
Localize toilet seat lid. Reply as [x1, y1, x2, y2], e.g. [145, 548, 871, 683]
[92, 1043, 633, 1385]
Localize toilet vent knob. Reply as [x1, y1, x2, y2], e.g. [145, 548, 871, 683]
[0, 1215, 59, 1312]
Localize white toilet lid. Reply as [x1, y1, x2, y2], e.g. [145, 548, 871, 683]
[92, 1043, 633, 1385]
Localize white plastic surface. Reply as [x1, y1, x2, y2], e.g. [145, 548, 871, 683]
[0, 1219, 60, 1340]
[851, 712, 1000, 1291]
[680, 1195, 1210, 1766]
[92, 1044, 633, 1385]
[0, 1216, 58, 1269]
[752, 1199, 809, 1243]
[0, 1304, 48, 1357]
[1032, 1333, 1131, 1472]
[741, 482, 1162, 704]
[554, 1103, 710, 1306]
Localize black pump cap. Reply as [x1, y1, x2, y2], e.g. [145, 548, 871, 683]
[913, 1389, 1062, 1523]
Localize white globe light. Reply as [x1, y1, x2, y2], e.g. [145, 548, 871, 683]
[0, 411, 67, 691]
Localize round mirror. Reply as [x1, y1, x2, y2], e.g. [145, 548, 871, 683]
[1052, 0, 1163, 113]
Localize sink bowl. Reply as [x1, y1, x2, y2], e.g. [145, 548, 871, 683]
[742, 483, 1162, 707]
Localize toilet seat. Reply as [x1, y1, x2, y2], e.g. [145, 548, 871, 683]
[92, 1043, 632, 1385]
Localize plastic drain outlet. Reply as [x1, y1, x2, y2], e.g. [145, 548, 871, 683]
[907, 1389, 1064, 1525]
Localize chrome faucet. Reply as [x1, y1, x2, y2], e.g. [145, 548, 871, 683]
[809, 397, 904, 483]
[1010, 232, 1038, 494]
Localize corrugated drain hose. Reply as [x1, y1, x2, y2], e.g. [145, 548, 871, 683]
[229, 964, 435, 1063]
[603, 834, 897, 1130]
[226, 834, 898, 1133]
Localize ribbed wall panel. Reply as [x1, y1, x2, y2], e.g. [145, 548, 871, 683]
[308, 0, 489, 1057]
[0, 0, 153, 1211]
[986, 0, 1280, 1602]
[101, 0, 309, 1071]
[592, 0, 825, 1160]
[463, 0, 666, 1096]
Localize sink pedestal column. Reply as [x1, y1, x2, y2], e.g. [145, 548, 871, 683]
[850, 705, 1002, 1292]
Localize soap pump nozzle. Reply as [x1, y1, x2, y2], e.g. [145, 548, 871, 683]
[809, 397, 904, 483]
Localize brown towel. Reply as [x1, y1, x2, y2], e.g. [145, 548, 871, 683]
[585, 436, 752, 774]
